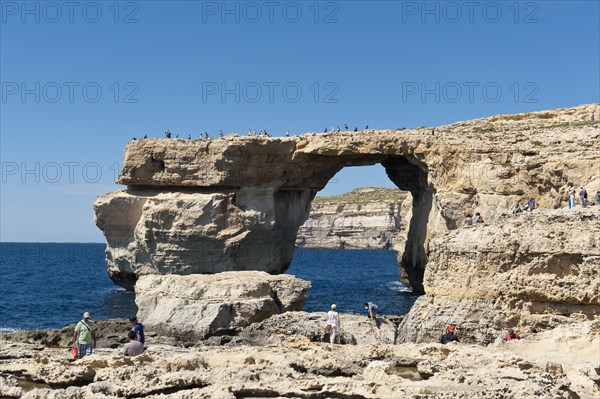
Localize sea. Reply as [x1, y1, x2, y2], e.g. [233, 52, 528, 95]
[0, 243, 418, 332]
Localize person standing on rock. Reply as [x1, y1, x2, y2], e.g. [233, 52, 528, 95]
[568, 189, 576, 209]
[129, 316, 145, 346]
[579, 186, 587, 207]
[325, 304, 340, 346]
[72, 312, 97, 359]
[122, 330, 144, 357]
[595, 191, 600, 206]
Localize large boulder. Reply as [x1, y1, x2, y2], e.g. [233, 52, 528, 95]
[94, 188, 313, 290]
[135, 272, 311, 340]
[236, 311, 398, 346]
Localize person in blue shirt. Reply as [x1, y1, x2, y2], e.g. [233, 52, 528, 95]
[129, 316, 145, 345]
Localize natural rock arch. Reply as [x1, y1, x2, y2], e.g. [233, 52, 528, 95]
[94, 107, 599, 295]
[93, 104, 600, 348]
[94, 138, 440, 293]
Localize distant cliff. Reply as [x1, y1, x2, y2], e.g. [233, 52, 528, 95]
[295, 187, 408, 250]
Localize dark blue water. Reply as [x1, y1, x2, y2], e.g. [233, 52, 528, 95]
[287, 248, 417, 315]
[0, 243, 417, 331]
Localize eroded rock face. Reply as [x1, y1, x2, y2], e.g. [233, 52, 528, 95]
[399, 208, 600, 344]
[135, 272, 311, 340]
[236, 311, 398, 346]
[94, 103, 600, 342]
[95, 188, 313, 290]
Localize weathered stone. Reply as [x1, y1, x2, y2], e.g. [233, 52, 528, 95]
[6, 321, 598, 399]
[91, 104, 600, 369]
[0, 374, 23, 398]
[134, 272, 311, 340]
[94, 188, 313, 290]
[36, 363, 95, 386]
[95, 104, 600, 295]
[235, 311, 397, 346]
[398, 208, 600, 344]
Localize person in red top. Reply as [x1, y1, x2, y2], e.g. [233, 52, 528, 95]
[440, 325, 459, 344]
[505, 329, 521, 341]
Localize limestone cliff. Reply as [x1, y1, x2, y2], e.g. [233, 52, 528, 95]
[94, 103, 600, 295]
[295, 187, 408, 250]
[94, 104, 600, 340]
[398, 207, 600, 344]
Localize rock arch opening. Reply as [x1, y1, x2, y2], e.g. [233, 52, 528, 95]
[282, 155, 432, 295]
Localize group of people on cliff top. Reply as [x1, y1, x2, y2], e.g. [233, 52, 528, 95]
[133, 124, 384, 141]
[489, 185, 599, 220]
[71, 312, 145, 360]
[323, 124, 370, 133]
[133, 110, 598, 142]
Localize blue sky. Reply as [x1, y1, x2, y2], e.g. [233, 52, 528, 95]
[1, 0, 599, 242]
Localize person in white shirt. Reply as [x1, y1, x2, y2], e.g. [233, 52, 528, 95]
[325, 304, 341, 346]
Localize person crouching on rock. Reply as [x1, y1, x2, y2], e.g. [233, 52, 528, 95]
[72, 312, 97, 358]
[440, 325, 460, 344]
[123, 330, 145, 356]
[364, 302, 378, 322]
[325, 304, 340, 346]
[504, 329, 521, 341]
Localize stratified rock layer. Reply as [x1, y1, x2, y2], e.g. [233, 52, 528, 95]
[135, 272, 311, 340]
[94, 188, 312, 290]
[399, 208, 600, 343]
[296, 187, 408, 250]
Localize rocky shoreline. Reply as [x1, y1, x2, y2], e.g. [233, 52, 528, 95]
[1, 314, 598, 399]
